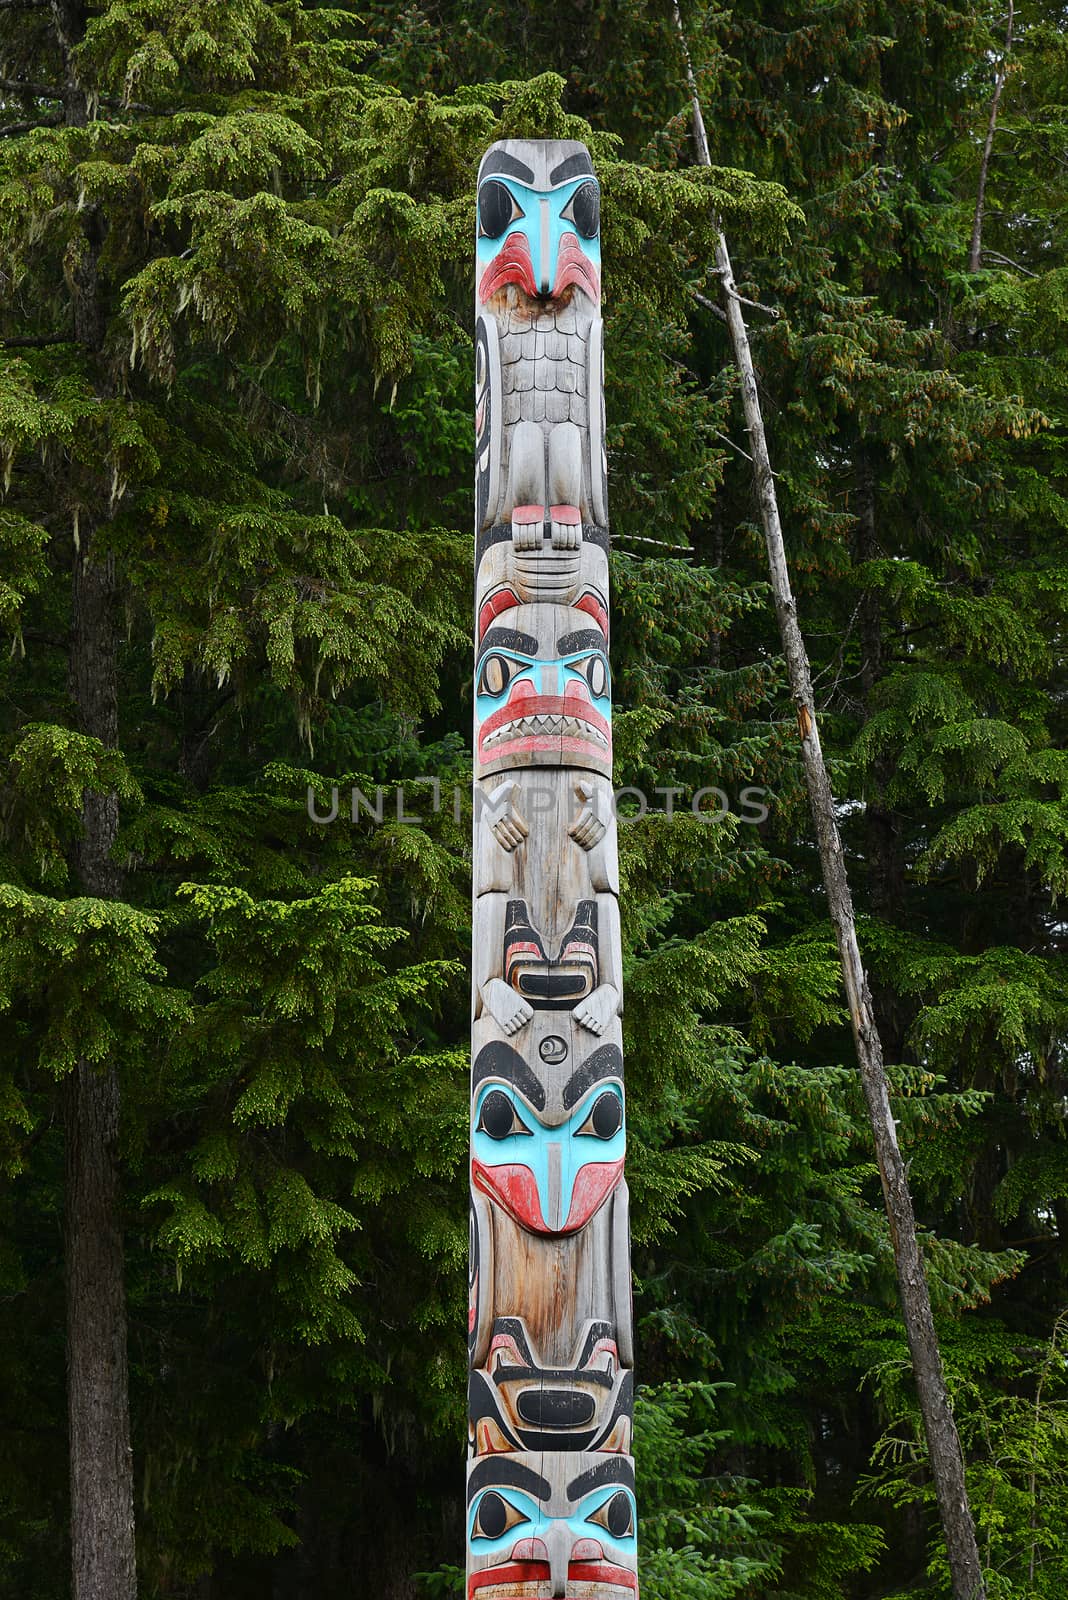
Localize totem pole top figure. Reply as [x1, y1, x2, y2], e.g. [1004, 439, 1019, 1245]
[475, 139, 608, 547]
[476, 140, 601, 309]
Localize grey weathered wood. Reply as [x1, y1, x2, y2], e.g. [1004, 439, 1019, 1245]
[673, 10, 987, 1597]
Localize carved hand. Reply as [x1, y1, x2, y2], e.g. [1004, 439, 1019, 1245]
[482, 977, 533, 1036]
[569, 780, 610, 850]
[485, 780, 530, 852]
[574, 983, 620, 1036]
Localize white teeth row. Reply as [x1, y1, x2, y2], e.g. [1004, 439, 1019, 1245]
[483, 716, 609, 747]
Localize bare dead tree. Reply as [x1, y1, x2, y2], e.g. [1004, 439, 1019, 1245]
[969, 1, 1015, 274]
[673, 7, 987, 1597]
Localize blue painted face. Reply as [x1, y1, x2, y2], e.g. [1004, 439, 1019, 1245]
[475, 604, 612, 778]
[468, 1481, 637, 1562]
[477, 174, 601, 300]
[471, 1079, 625, 1235]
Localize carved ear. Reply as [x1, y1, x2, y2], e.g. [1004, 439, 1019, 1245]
[475, 315, 501, 532]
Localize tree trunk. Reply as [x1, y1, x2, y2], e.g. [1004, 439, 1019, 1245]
[66, 546, 138, 1600]
[673, 8, 987, 1597]
[968, 1, 1014, 274]
[56, 0, 139, 1583]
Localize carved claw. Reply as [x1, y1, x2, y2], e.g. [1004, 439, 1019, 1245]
[569, 780, 609, 851]
[483, 978, 533, 1036]
[485, 780, 529, 852]
[549, 504, 582, 550]
[574, 984, 620, 1036]
[511, 505, 544, 551]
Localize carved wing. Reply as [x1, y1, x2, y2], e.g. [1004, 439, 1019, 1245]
[475, 314, 502, 532]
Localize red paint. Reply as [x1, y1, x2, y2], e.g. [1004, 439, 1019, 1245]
[478, 685, 611, 758]
[575, 593, 609, 637]
[512, 504, 543, 524]
[478, 588, 520, 640]
[549, 504, 581, 524]
[553, 233, 601, 301]
[472, 1159, 546, 1233]
[468, 1562, 546, 1597]
[564, 1159, 624, 1230]
[468, 1560, 638, 1597]
[569, 1562, 639, 1591]
[479, 233, 538, 302]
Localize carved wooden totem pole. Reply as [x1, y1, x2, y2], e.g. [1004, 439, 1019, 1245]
[469, 141, 637, 1598]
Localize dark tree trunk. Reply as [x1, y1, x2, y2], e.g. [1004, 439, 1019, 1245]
[66, 546, 137, 1600]
[55, 0, 139, 1585]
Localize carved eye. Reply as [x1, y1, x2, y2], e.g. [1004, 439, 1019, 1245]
[478, 1090, 532, 1140]
[582, 655, 608, 697]
[562, 181, 600, 240]
[478, 653, 518, 697]
[472, 1490, 529, 1540]
[587, 1490, 634, 1539]
[479, 180, 523, 239]
[577, 1090, 623, 1140]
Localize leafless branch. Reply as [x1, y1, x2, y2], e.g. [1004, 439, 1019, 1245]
[969, 1, 1015, 273]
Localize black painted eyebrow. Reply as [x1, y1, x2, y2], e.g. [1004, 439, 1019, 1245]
[478, 627, 538, 662]
[550, 153, 595, 185]
[567, 1457, 635, 1499]
[557, 629, 606, 655]
[473, 1041, 546, 1112]
[481, 152, 535, 184]
[563, 1044, 623, 1110]
[468, 1458, 550, 1505]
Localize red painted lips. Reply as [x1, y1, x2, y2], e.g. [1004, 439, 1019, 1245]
[478, 683, 611, 767]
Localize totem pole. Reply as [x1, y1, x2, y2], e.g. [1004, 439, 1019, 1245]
[469, 141, 637, 1598]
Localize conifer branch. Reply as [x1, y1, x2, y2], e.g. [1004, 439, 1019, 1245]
[0, 111, 63, 134]
[1, 332, 74, 345]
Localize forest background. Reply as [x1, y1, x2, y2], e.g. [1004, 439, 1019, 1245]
[0, 1, 1065, 1597]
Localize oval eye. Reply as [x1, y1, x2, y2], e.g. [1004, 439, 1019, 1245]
[473, 1490, 528, 1540]
[584, 656, 608, 697]
[478, 653, 513, 697]
[563, 181, 600, 240]
[478, 1089, 531, 1140]
[577, 1090, 623, 1140]
[479, 179, 521, 239]
[588, 1489, 634, 1540]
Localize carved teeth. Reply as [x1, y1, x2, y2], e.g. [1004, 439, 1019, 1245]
[483, 716, 609, 748]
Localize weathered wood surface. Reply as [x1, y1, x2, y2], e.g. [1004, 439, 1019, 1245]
[469, 140, 636, 1598]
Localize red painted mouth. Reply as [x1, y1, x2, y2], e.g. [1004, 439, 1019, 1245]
[468, 1561, 637, 1596]
[478, 686, 611, 766]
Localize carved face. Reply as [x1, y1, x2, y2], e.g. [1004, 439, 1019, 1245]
[470, 1318, 633, 1457]
[475, 603, 611, 779]
[476, 535, 610, 639]
[467, 1453, 637, 1598]
[477, 142, 601, 308]
[470, 1039, 624, 1236]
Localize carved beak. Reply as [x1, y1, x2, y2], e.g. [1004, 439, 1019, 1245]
[545, 1521, 572, 1596]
